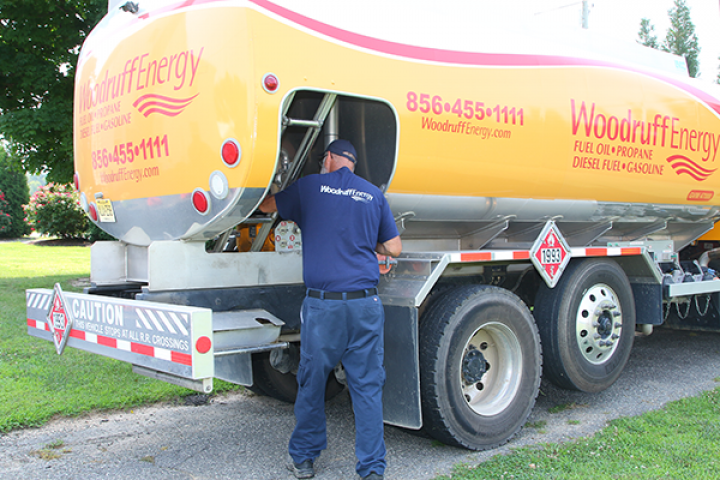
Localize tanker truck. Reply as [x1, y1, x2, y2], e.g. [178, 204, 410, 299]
[26, 0, 720, 450]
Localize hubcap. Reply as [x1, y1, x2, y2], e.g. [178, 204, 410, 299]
[575, 284, 622, 365]
[459, 322, 523, 416]
[462, 348, 488, 384]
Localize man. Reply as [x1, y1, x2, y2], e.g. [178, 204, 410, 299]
[259, 139, 401, 480]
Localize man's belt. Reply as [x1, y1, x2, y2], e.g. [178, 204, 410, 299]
[307, 288, 378, 300]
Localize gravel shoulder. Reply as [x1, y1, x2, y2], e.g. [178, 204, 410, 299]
[1, 327, 719, 480]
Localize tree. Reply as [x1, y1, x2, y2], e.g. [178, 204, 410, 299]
[0, 147, 30, 238]
[0, 0, 106, 183]
[638, 18, 659, 49]
[636, 0, 701, 78]
[663, 0, 701, 78]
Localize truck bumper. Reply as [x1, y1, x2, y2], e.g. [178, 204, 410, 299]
[26, 286, 284, 393]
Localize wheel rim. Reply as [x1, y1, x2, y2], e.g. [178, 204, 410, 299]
[575, 283, 623, 365]
[459, 321, 523, 416]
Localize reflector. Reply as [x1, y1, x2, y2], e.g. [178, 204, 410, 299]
[89, 203, 98, 221]
[221, 139, 240, 166]
[262, 73, 279, 93]
[209, 171, 229, 199]
[196, 336, 212, 354]
[192, 189, 210, 214]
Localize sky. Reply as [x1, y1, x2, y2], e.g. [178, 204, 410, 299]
[528, 0, 720, 82]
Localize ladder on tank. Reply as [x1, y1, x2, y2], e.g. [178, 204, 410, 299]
[211, 92, 338, 252]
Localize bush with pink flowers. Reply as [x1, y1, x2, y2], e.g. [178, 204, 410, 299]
[23, 183, 88, 239]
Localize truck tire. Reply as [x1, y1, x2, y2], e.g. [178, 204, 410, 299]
[250, 352, 345, 403]
[534, 258, 635, 392]
[419, 285, 542, 450]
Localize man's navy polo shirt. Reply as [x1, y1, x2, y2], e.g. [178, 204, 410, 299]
[274, 167, 398, 292]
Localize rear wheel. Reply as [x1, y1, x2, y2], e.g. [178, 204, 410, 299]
[534, 258, 635, 392]
[250, 351, 345, 403]
[419, 285, 542, 449]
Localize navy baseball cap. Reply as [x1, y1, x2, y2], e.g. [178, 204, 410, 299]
[325, 139, 357, 164]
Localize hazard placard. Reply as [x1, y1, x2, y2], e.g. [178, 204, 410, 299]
[530, 222, 571, 288]
[46, 283, 73, 355]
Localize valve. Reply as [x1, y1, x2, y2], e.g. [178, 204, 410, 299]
[377, 254, 398, 275]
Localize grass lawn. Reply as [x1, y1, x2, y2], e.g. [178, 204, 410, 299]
[0, 241, 237, 433]
[437, 386, 720, 479]
[3, 241, 720, 479]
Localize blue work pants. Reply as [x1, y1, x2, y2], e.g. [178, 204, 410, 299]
[289, 293, 386, 477]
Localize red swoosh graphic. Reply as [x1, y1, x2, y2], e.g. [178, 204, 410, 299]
[133, 93, 199, 117]
[141, 108, 185, 117]
[676, 169, 709, 181]
[667, 155, 717, 181]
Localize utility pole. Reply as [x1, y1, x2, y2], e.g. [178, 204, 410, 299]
[582, 0, 589, 29]
[534, 2, 591, 29]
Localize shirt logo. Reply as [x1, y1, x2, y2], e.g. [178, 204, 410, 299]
[320, 185, 373, 203]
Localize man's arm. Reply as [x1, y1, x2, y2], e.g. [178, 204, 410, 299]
[376, 235, 402, 258]
[258, 195, 277, 213]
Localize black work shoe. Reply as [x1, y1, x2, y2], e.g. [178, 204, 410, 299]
[362, 473, 384, 480]
[290, 459, 314, 479]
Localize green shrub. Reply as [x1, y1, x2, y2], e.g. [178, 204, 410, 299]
[0, 191, 12, 236]
[24, 183, 87, 238]
[0, 150, 30, 238]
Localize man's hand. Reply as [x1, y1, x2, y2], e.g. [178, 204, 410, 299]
[376, 235, 402, 258]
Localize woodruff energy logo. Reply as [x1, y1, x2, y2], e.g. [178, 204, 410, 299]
[571, 100, 720, 181]
[76, 47, 204, 136]
[78, 48, 204, 111]
[320, 185, 373, 203]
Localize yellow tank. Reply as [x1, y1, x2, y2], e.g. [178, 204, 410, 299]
[75, 1, 720, 249]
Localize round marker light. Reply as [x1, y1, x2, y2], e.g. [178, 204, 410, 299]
[209, 171, 229, 200]
[221, 138, 241, 167]
[262, 73, 279, 94]
[196, 336, 212, 354]
[192, 188, 210, 215]
[88, 203, 98, 222]
[73, 173, 80, 191]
